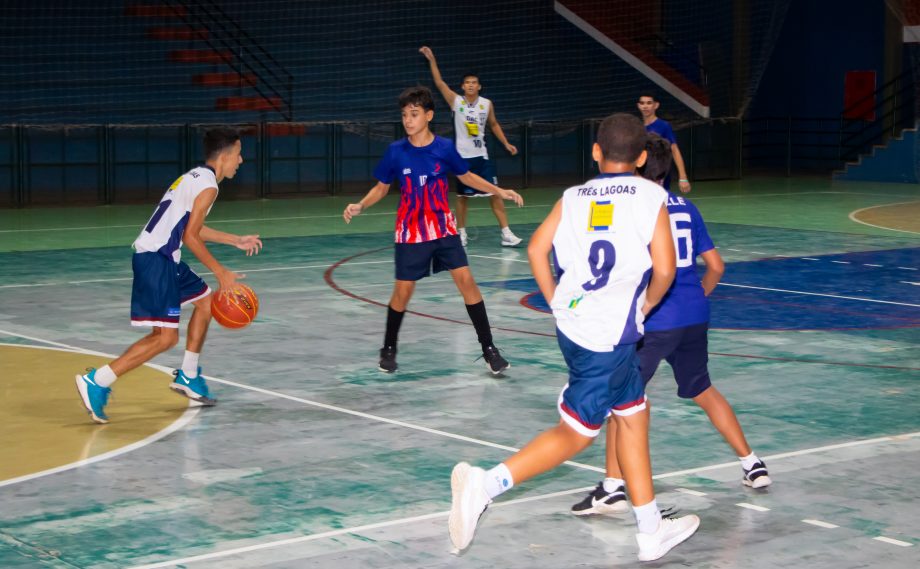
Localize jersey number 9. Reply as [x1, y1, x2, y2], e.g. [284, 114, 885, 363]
[581, 240, 616, 291]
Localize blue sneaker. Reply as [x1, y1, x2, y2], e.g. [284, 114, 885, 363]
[75, 369, 111, 424]
[170, 367, 217, 406]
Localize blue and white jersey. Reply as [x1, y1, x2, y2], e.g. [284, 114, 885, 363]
[644, 193, 715, 331]
[452, 95, 491, 159]
[551, 173, 667, 352]
[133, 166, 217, 263]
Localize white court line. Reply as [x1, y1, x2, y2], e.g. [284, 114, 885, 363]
[0, 342, 200, 489]
[468, 254, 920, 308]
[675, 488, 707, 497]
[899, 267, 918, 271]
[802, 519, 839, 529]
[848, 200, 920, 236]
[0, 204, 556, 234]
[0, 259, 393, 290]
[3, 327, 920, 567]
[831, 261, 851, 264]
[719, 282, 920, 308]
[873, 536, 913, 547]
[801, 257, 820, 261]
[863, 264, 883, 268]
[125, 429, 920, 569]
[736, 503, 770, 512]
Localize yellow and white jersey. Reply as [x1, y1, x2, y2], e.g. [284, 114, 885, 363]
[551, 173, 667, 352]
[132, 166, 218, 263]
[452, 95, 491, 159]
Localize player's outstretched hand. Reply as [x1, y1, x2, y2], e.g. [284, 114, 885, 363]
[505, 143, 518, 156]
[419, 46, 435, 61]
[679, 180, 692, 193]
[343, 203, 364, 223]
[235, 234, 263, 256]
[500, 189, 524, 207]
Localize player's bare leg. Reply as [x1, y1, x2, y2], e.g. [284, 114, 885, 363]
[185, 294, 212, 354]
[389, 279, 416, 311]
[489, 194, 509, 228]
[613, 409, 654, 506]
[505, 421, 594, 481]
[449, 267, 482, 304]
[109, 327, 180, 376]
[693, 386, 752, 456]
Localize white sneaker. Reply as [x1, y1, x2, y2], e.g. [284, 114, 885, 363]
[500, 232, 522, 247]
[635, 514, 700, 561]
[448, 462, 491, 551]
[742, 460, 772, 489]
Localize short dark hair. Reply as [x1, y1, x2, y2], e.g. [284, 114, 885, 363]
[596, 113, 648, 163]
[203, 127, 240, 160]
[638, 93, 658, 102]
[638, 133, 672, 183]
[460, 72, 480, 85]
[398, 85, 435, 111]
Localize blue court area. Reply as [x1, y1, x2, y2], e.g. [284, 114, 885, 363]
[506, 245, 920, 332]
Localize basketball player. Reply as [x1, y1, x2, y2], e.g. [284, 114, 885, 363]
[638, 93, 691, 193]
[419, 46, 523, 247]
[75, 128, 262, 424]
[343, 86, 522, 375]
[570, 133, 770, 517]
[447, 114, 700, 562]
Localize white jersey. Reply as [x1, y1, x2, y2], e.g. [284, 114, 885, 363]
[132, 166, 218, 263]
[551, 174, 667, 352]
[452, 95, 491, 159]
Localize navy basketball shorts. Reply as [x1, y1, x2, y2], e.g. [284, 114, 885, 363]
[456, 157, 498, 197]
[638, 322, 712, 399]
[393, 235, 469, 281]
[130, 252, 210, 328]
[555, 329, 647, 438]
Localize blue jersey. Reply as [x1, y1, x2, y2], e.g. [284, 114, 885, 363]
[645, 118, 677, 190]
[374, 136, 470, 243]
[644, 192, 715, 332]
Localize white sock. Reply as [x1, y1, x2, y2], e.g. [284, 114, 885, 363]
[181, 351, 200, 377]
[501, 226, 513, 237]
[93, 365, 117, 388]
[484, 463, 514, 499]
[603, 477, 626, 493]
[459, 227, 467, 235]
[739, 452, 760, 470]
[633, 499, 662, 535]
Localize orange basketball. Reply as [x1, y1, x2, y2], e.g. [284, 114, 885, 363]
[211, 284, 259, 329]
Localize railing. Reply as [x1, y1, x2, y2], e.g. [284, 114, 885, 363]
[0, 119, 743, 207]
[743, 116, 842, 175]
[172, 0, 294, 120]
[838, 63, 918, 163]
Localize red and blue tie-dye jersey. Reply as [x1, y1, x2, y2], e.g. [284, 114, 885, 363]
[373, 136, 470, 243]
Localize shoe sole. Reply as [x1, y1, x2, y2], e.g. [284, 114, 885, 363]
[571, 500, 630, 516]
[637, 515, 701, 562]
[743, 475, 772, 489]
[378, 366, 397, 373]
[74, 374, 108, 424]
[169, 383, 217, 406]
[486, 362, 510, 376]
[500, 240, 522, 247]
[449, 462, 484, 551]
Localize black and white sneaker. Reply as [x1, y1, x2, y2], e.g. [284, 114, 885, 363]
[571, 482, 630, 515]
[481, 345, 509, 375]
[742, 460, 772, 488]
[378, 346, 398, 373]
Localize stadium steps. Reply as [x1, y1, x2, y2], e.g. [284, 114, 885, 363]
[833, 123, 919, 183]
[168, 49, 233, 64]
[194, 72, 258, 87]
[215, 96, 283, 112]
[554, 0, 710, 117]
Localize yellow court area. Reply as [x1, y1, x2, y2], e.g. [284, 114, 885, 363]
[851, 200, 920, 233]
[0, 344, 191, 483]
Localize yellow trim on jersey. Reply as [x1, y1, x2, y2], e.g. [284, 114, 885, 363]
[167, 176, 184, 193]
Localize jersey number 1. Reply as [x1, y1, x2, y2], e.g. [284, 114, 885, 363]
[581, 240, 616, 291]
[144, 199, 172, 233]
